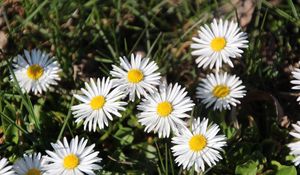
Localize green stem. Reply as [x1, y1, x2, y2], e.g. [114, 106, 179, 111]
[155, 140, 166, 173]
[165, 142, 168, 174]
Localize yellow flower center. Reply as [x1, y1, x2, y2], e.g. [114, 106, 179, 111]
[90, 96, 106, 110]
[26, 168, 41, 175]
[212, 85, 230, 98]
[210, 37, 226, 51]
[157, 101, 173, 117]
[127, 69, 144, 83]
[27, 64, 44, 80]
[189, 134, 207, 152]
[63, 154, 79, 169]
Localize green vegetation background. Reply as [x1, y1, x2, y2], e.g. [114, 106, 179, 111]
[1, 0, 300, 174]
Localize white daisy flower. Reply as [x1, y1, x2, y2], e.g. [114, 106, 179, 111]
[171, 117, 226, 173]
[43, 136, 102, 175]
[0, 157, 15, 175]
[12, 49, 61, 94]
[288, 121, 300, 166]
[137, 82, 195, 138]
[291, 68, 300, 103]
[72, 77, 127, 132]
[191, 19, 248, 70]
[110, 54, 161, 101]
[196, 72, 246, 111]
[13, 153, 43, 175]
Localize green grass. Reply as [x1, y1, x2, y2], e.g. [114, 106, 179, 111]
[1, 0, 300, 174]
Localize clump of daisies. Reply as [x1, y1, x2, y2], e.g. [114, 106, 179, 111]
[4, 18, 252, 174]
[110, 54, 161, 101]
[13, 153, 43, 175]
[196, 72, 246, 110]
[0, 157, 15, 175]
[72, 77, 127, 131]
[42, 136, 102, 174]
[191, 19, 248, 70]
[171, 117, 227, 173]
[137, 82, 195, 138]
[12, 49, 61, 94]
[287, 121, 300, 166]
[191, 18, 248, 111]
[291, 67, 300, 104]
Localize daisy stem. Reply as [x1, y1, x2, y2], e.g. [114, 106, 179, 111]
[165, 142, 168, 175]
[6, 59, 41, 132]
[168, 148, 175, 175]
[57, 96, 75, 140]
[155, 140, 166, 173]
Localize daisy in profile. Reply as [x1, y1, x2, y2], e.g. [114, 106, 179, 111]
[171, 118, 226, 173]
[196, 72, 246, 110]
[191, 19, 248, 70]
[72, 77, 127, 131]
[12, 49, 61, 94]
[137, 82, 194, 138]
[291, 67, 300, 104]
[0, 157, 15, 175]
[13, 153, 43, 175]
[288, 121, 300, 166]
[110, 54, 161, 101]
[43, 136, 102, 175]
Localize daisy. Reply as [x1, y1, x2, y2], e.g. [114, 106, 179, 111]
[196, 72, 246, 110]
[71, 77, 127, 131]
[137, 82, 195, 138]
[171, 117, 226, 173]
[291, 68, 300, 103]
[191, 19, 248, 70]
[12, 49, 61, 94]
[110, 54, 161, 101]
[43, 136, 102, 175]
[288, 121, 300, 166]
[13, 153, 43, 175]
[0, 157, 15, 175]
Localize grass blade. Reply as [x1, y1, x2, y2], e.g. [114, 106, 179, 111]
[57, 96, 75, 140]
[21, 0, 49, 27]
[287, 0, 299, 19]
[146, 32, 162, 58]
[0, 111, 29, 135]
[6, 59, 41, 132]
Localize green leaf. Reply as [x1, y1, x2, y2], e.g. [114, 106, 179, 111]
[271, 160, 297, 175]
[224, 126, 237, 139]
[114, 127, 134, 145]
[235, 160, 258, 175]
[145, 145, 156, 159]
[276, 166, 297, 175]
